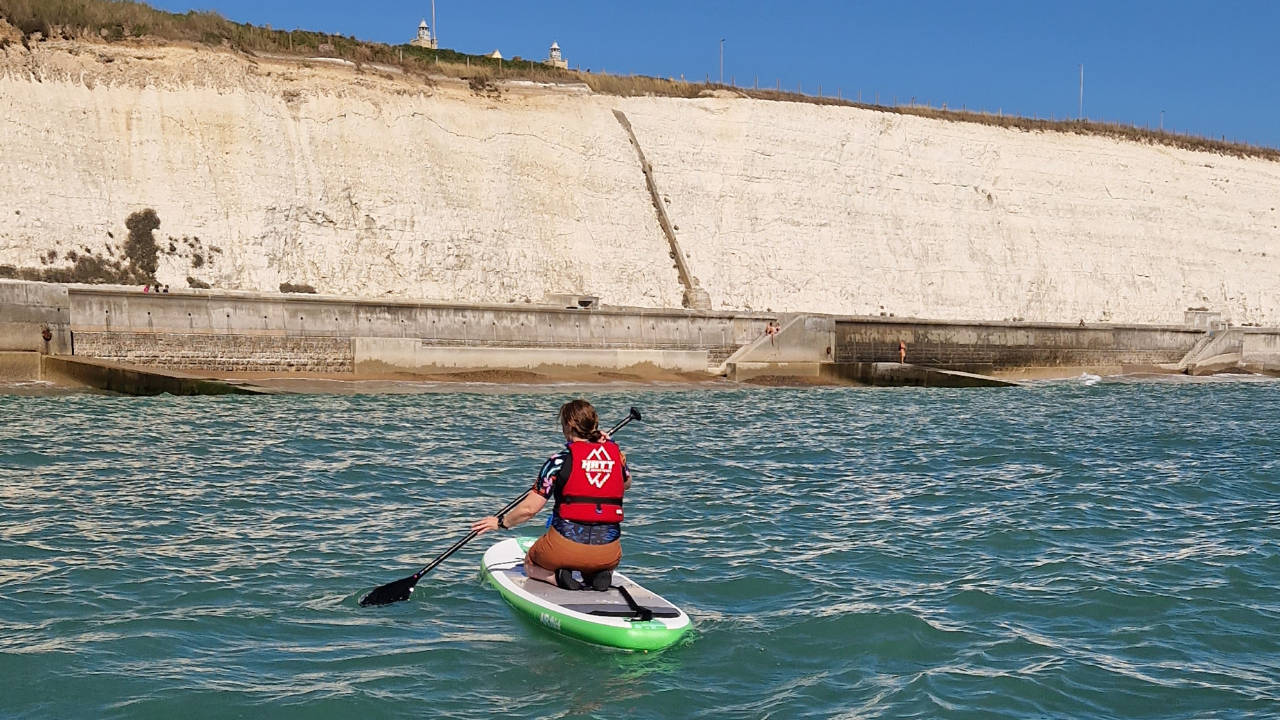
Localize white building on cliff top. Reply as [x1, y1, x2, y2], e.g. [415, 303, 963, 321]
[410, 19, 437, 49]
[546, 42, 568, 69]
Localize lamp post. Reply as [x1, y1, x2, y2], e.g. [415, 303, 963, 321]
[1078, 64, 1084, 119]
[719, 38, 725, 85]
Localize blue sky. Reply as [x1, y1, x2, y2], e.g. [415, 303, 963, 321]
[146, 0, 1280, 148]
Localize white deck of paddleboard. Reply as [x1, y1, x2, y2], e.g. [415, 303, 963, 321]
[481, 538, 690, 631]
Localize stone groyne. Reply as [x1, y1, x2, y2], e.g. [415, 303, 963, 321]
[1, 42, 1279, 327]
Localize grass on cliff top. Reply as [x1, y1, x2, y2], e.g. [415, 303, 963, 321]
[2, 0, 1277, 162]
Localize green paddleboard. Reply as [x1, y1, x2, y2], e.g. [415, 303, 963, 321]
[481, 537, 692, 652]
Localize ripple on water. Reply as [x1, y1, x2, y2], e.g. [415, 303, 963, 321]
[1, 383, 1279, 718]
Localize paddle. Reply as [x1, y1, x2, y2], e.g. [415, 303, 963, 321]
[359, 406, 643, 607]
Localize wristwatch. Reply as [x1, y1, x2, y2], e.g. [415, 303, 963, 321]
[496, 515, 508, 530]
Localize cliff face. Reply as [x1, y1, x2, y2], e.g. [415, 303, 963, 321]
[618, 98, 1280, 324]
[3, 41, 1279, 324]
[0, 42, 685, 308]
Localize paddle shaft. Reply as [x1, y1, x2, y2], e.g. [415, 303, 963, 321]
[405, 407, 641, 583]
[410, 491, 530, 581]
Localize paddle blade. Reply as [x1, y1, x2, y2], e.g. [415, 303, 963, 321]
[359, 574, 418, 607]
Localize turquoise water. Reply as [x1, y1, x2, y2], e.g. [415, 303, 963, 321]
[2, 379, 1278, 718]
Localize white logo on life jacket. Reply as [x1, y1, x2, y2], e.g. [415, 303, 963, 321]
[581, 446, 615, 488]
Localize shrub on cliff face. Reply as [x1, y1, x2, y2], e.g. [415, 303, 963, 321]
[279, 282, 317, 294]
[187, 276, 210, 289]
[66, 253, 130, 284]
[124, 208, 160, 281]
[468, 75, 500, 98]
[11, 15, 49, 39]
[1, 209, 222, 287]
[0, 253, 131, 284]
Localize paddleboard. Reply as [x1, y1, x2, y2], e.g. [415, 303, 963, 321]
[481, 536, 692, 651]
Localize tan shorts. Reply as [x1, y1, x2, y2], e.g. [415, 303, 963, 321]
[526, 528, 621, 573]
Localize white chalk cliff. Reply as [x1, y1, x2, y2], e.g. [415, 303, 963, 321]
[2, 41, 1278, 324]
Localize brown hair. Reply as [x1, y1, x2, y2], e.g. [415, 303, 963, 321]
[559, 399, 602, 442]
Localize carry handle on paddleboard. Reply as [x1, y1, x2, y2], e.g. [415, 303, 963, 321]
[359, 406, 643, 607]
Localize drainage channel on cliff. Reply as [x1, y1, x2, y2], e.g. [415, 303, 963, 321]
[612, 109, 711, 311]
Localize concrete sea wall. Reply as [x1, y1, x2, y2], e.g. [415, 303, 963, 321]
[1243, 331, 1280, 368]
[6, 281, 1279, 383]
[2, 42, 1279, 326]
[72, 331, 355, 373]
[64, 285, 762, 373]
[0, 280, 70, 354]
[832, 319, 1203, 372]
[354, 339, 708, 375]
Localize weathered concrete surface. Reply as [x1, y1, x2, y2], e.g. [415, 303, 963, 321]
[0, 280, 71, 353]
[1, 42, 1278, 325]
[720, 315, 835, 371]
[65, 285, 761, 371]
[1188, 353, 1246, 376]
[41, 355, 267, 395]
[822, 362, 1023, 388]
[1181, 328, 1280, 375]
[66, 286, 760, 344]
[725, 360, 1019, 387]
[2, 280, 1271, 382]
[725, 361, 822, 382]
[0, 350, 40, 381]
[1178, 328, 1244, 371]
[72, 331, 354, 373]
[355, 338, 706, 374]
[1242, 331, 1280, 372]
[835, 318, 1202, 373]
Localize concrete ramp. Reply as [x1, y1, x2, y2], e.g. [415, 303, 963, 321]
[1178, 328, 1245, 374]
[822, 362, 1023, 388]
[721, 316, 1018, 386]
[716, 315, 834, 374]
[1187, 353, 1246, 376]
[1176, 327, 1280, 375]
[41, 356, 270, 395]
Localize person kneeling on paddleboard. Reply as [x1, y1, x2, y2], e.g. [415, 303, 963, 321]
[470, 399, 629, 592]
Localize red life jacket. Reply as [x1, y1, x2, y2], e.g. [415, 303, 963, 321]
[556, 441, 625, 525]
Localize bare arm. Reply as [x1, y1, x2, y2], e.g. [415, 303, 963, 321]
[470, 491, 548, 535]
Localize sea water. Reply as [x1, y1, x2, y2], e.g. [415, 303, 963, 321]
[1, 379, 1277, 719]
